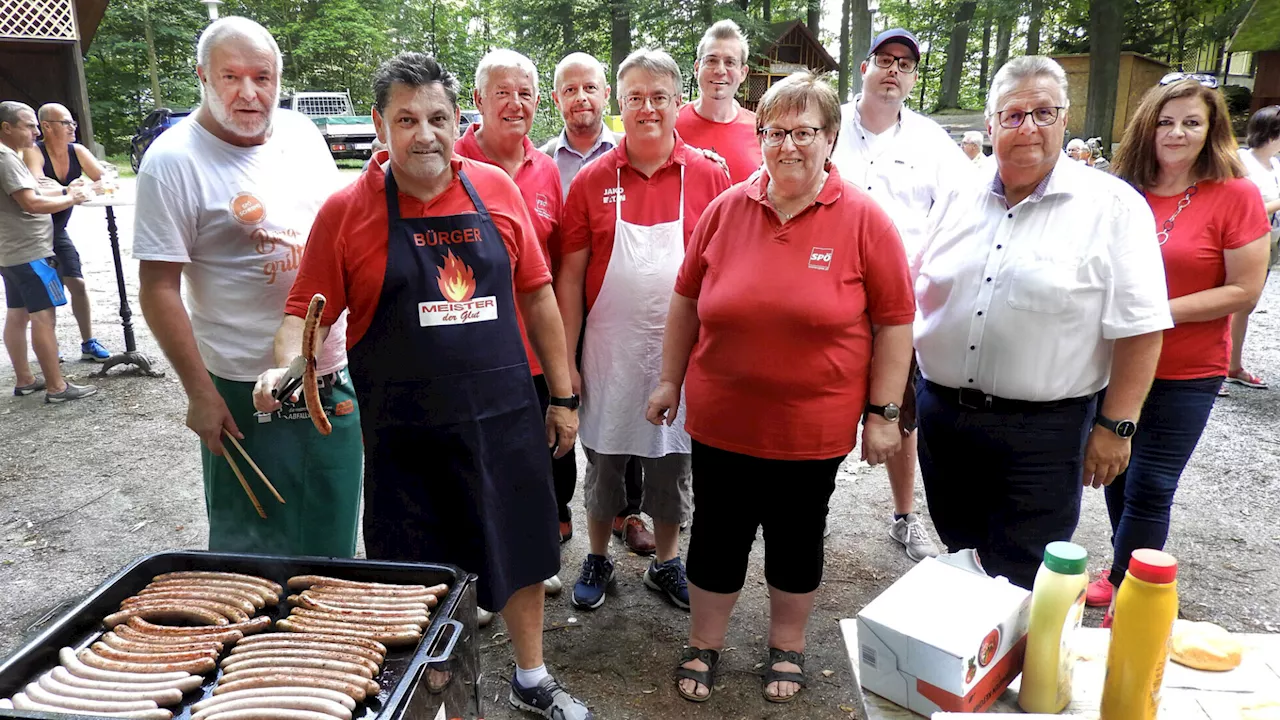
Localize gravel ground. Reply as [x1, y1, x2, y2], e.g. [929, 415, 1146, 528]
[0, 176, 1277, 719]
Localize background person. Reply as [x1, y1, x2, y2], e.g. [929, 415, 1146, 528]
[675, 20, 762, 184]
[1066, 137, 1091, 163]
[960, 130, 990, 170]
[648, 73, 914, 704]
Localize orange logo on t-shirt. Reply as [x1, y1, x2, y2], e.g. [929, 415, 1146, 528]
[230, 192, 267, 225]
[436, 250, 477, 302]
[334, 399, 355, 416]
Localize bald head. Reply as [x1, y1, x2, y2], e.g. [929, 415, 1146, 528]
[38, 103, 70, 122]
[554, 52, 607, 90]
[197, 16, 282, 75]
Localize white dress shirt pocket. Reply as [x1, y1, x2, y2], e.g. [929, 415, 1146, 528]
[1007, 259, 1073, 314]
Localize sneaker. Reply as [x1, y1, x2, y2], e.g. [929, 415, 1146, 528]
[618, 514, 656, 555]
[13, 379, 45, 396]
[889, 513, 940, 561]
[571, 554, 614, 610]
[543, 574, 563, 596]
[509, 675, 593, 719]
[643, 557, 690, 610]
[81, 338, 110, 362]
[823, 520, 832, 538]
[1218, 385, 1231, 398]
[477, 607, 494, 627]
[45, 382, 98, 403]
[559, 521, 573, 544]
[1226, 369, 1268, 389]
[1086, 576, 1114, 607]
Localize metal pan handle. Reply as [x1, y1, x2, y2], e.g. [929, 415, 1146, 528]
[421, 618, 463, 664]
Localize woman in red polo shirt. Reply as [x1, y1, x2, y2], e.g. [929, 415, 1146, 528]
[646, 72, 915, 704]
[1089, 77, 1271, 622]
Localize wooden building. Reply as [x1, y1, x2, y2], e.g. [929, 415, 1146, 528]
[1050, 52, 1170, 144]
[741, 19, 839, 111]
[1231, 0, 1280, 111]
[1, 0, 109, 153]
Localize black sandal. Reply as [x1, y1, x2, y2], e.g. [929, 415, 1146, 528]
[762, 647, 807, 703]
[674, 646, 720, 702]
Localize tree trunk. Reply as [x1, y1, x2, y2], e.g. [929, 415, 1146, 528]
[918, 30, 932, 108]
[738, 0, 748, 11]
[610, 0, 631, 114]
[559, 1, 573, 54]
[1026, 0, 1043, 55]
[979, 2, 992, 96]
[937, 0, 977, 110]
[1085, 0, 1122, 148]
[807, 0, 821, 34]
[848, 0, 870, 97]
[142, 1, 163, 109]
[699, 0, 713, 26]
[763, 0, 771, 23]
[838, 0, 852, 100]
[993, 12, 1012, 78]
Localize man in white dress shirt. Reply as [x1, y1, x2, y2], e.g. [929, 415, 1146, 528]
[911, 56, 1172, 590]
[830, 27, 973, 562]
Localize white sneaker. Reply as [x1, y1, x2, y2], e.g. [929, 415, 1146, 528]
[823, 519, 832, 538]
[890, 513, 940, 562]
[477, 607, 494, 627]
[543, 574, 563, 596]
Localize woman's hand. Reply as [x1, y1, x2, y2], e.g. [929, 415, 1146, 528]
[645, 380, 681, 426]
[861, 415, 902, 466]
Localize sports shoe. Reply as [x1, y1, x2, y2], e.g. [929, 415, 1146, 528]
[543, 574, 563, 596]
[823, 520, 832, 538]
[559, 521, 573, 544]
[571, 554, 614, 610]
[477, 607, 494, 627]
[889, 513, 940, 561]
[509, 674, 593, 719]
[644, 556, 690, 610]
[13, 379, 45, 396]
[613, 514, 656, 555]
[1226, 368, 1268, 389]
[81, 338, 110, 362]
[1086, 576, 1114, 607]
[45, 382, 98, 403]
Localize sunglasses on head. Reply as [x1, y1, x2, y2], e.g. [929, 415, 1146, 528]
[1159, 72, 1219, 89]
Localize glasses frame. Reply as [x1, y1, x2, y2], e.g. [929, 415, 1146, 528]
[758, 126, 824, 148]
[1159, 72, 1219, 89]
[47, 119, 77, 129]
[868, 52, 918, 74]
[622, 94, 673, 111]
[995, 106, 1065, 129]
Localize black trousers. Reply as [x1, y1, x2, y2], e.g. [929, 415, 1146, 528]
[532, 373, 581, 523]
[916, 380, 1097, 590]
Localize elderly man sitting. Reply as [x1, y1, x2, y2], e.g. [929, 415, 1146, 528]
[912, 56, 1173, 590]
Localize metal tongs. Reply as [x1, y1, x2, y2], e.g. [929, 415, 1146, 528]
[270, 293, 332, 436]
[272, 355, 307, 403]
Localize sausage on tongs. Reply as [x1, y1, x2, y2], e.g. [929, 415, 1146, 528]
[302, 294, 332, 437]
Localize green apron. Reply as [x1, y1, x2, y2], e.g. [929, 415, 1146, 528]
[200, 368, 362, 557]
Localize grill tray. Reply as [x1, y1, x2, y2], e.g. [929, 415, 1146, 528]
[0, 551, 479, 720]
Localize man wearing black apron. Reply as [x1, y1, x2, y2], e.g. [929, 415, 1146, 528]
[255, 52, 592, 720]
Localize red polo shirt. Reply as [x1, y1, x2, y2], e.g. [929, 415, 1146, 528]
[454, 125, 563, 375]
[675, 103, 763, 184]
[285, 152, 550, 350]
[675, 166, 916, 460]
[560, 134, 731, 311]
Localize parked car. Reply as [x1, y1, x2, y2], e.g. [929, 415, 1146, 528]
[459, 109, 480, 133]
[280, 91, 377, 160]
[129, 108, 191, 172]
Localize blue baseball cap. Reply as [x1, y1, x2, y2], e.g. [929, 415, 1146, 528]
[870, 28, 921, 61]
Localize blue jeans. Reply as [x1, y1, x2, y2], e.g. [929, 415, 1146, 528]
[916, 380, 1097, 590]
[1104, 376, 1222, 586]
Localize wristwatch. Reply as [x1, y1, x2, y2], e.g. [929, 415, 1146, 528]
[865, 402, 901, 423]
[1095, 413, 1137, 438]
[548, 394, 580, 411]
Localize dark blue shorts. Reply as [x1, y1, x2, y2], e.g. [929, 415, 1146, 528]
[1, 257, 67, 313]
[52, 227, 83, 279]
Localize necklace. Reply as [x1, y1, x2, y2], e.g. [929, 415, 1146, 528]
[1156, 184, 1197, 246]
[767, 174, 826, 222]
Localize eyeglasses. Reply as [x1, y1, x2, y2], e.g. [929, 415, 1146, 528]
[995, 106, 1064, 129]
[48, 120, 77, 128]
[759, 126, 823, 147]
[700, 55, 742, 71]
[869, 52, 917, 74]
[1160, 72, 1219, 89]
[622, 94, 672, 111]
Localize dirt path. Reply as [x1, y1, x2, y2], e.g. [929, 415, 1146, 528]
[1, 176, 1277, 719]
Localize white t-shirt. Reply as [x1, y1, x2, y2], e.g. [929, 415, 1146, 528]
[1238, 147, 1280, 235]
[133, 109, 348, 381]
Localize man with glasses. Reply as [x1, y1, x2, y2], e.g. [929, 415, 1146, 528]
[557, 49, 730, 612]
[22, 103, 112, 363]
[676, 19, 762, 184]
[912, 56, 1170, 589]
[829, 27, 971, 562]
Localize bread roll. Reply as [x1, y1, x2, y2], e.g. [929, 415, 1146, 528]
[1169, 620, 1242, 671]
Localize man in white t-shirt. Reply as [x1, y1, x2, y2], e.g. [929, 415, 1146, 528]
[830, 28, 975, 563]
[134, 17, 361, 556]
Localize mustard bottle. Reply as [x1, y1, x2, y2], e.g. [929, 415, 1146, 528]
[1018, 541, 1088, 713]
[1100, 549, 1179, 720]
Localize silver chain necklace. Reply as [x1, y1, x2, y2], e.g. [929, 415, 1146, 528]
[1156, 184, 1198, 246]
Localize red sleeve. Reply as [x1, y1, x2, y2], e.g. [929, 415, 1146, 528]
[675, 193, 727, 299]
[1223, 178, 1272, 250]
[286, 202, 348, 326]
[859, 199, 916, 325]
[560, 171, 593, 256]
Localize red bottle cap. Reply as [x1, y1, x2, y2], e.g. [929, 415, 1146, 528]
[1129, 549, 1177, 584]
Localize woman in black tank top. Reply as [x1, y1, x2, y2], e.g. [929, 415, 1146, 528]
[38, 140, 84, 231]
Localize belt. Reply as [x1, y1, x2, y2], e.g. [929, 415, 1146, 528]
[923, 380, 1095, 412]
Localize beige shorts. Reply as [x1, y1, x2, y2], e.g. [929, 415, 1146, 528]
[584, 449, 692, 526]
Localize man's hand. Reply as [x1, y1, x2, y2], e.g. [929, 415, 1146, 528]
[861, 415, 902, 466]
[645, 380, 681, 426]
[546, 406, 578, 459]
[188, 388, 242, 456]
[1083, 428, 1130, 488]
[69, 186, 93, 204]
[693, 147, 731, 179]
[252, 367, 292, 413]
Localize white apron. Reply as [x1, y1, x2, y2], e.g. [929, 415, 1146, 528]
[579, 166, 691, 457]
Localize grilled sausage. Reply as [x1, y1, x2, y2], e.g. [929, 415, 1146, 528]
[37, 672, 184, 706]
[211, 676, 365, 703]
[129, 617, 268, 637]
[24, 681, 159, 711]
[288, 609, 428, 627]
[151, 572, 282, 596]
[299, 294, 332, 437]
[290, 594, 433, 612]
[114, 626, 240, 647]
[228, 642, 382, 666]
[104, 605, 229, 629]
[12, 692, 173, 719]
[274, 619, 419, 648]
[78, 648, 217, 675]
[124, 591, 258, 614]
[137, 586, 269, 611]
[49, 667, 203, 694]
[143, 580, 277, 605]
[275, 616, 420, 634]
[90, 642, 218, 664]
[100, 632, 224, 655]
[193, 696, 351, 720]
[59, 648, 192, 684]
[221, 649, 378, 675]
[219, 656, 373, 679]
[192, 687, 355, 713]
[216, 667, 377, 696]
[117, 599, 249, 624]
[286, 577, 439, 594]
[203, 707, 344, 720]
[237, 632, 386, 656]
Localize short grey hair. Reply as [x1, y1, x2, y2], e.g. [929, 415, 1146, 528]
[196, 17, 283, 76]
[696, 19, 749, 65]
[961, 130, 984, 145]
[553, 52, 607, 91]
[475, 49, 539, 98]
[617, 49, 681, 93]
[1066, 137, 1087, 151]
[0, 101, 34, 128]
[985, 55, 1069, 118]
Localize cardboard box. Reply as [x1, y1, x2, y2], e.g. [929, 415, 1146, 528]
[856, 557, 1031, 716]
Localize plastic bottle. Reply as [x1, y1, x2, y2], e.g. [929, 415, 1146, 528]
[1100, 549, 1179, 720]
[1018, 541, 1088, 713]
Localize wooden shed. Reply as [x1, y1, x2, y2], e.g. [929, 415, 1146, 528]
[1230, 0, 1280, 111]
[1, 0, 108, 153]
[742, 19, 839, 111]
[1050, 51, 1170, 144]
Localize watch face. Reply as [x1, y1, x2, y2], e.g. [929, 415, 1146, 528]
[1116, 420, 1136, 438]
[883, 404, 901, 421]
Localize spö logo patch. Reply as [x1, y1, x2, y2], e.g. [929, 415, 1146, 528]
[808, 247, 833, 271]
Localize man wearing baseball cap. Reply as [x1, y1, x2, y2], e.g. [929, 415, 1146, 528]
[830, 27, 974, 563]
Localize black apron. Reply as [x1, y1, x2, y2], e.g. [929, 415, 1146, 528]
[350, 166, 558, 612]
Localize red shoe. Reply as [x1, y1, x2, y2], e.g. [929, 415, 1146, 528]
[1226, 368, 1268, 389]
[559, 521, 573, 544]
[1086, 576, 1114, 607]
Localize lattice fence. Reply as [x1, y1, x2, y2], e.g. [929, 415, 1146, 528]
[0, 0, 79, 41]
